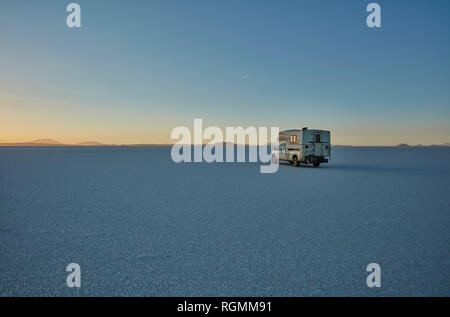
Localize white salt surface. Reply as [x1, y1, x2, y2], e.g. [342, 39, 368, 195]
[0, 146, 449, 296]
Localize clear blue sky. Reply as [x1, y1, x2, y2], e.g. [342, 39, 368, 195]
[0, 0, 449, 145]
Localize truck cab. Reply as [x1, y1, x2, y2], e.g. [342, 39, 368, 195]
[275, 128, 331, 167]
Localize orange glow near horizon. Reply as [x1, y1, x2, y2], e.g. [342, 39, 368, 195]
[1, 92, 450, 146]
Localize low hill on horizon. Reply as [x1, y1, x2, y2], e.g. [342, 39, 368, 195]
[30, 138, 64, 145]
[75, 141, 108, 146]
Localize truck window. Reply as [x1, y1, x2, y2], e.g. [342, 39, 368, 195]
[279, 143, 285, 150]
[315, 134, 321, 143]
[289, 135, 296, 143]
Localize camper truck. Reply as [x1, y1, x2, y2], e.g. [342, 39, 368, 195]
[274, 128, 331, 167]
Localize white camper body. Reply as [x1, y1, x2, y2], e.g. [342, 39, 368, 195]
[275, 128, 331, 167]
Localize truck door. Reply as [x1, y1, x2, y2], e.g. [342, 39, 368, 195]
[314, 133, 322, 156]
[279, 143, 287, 160]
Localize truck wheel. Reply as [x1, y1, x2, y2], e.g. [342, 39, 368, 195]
[293, 156, 299, 167]
[313, 161, 320, 168]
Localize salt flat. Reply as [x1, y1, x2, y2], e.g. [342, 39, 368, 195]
[0, 146, 449, 296]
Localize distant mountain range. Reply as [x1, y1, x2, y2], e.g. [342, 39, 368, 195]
[396, 143, 450, 147]
[0, 139, 449, 147]
[0, 139, 111, 146]
[0, 139, 171, 146]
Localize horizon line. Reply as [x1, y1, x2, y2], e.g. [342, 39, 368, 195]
[0, 141, 449, 148]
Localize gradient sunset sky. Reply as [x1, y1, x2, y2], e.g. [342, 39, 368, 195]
[0, 0, 449, 145]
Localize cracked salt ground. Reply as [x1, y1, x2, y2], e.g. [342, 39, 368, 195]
[0, 146, 449, 296]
